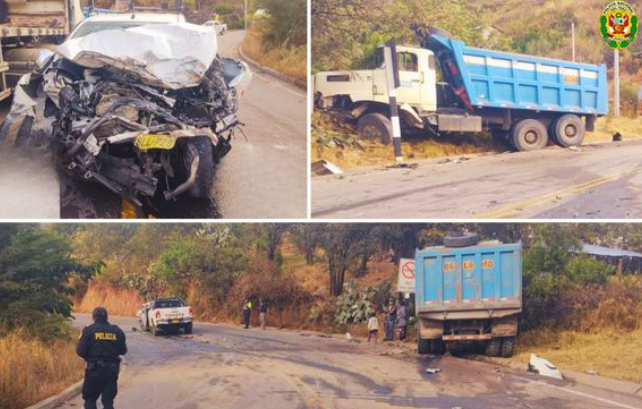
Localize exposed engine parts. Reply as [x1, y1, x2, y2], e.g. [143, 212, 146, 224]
[0, 23, 250, 206]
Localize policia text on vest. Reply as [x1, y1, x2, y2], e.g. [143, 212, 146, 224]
[76, 307, 128, 409]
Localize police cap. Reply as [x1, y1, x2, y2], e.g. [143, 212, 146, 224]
[92, 307, 108, 319]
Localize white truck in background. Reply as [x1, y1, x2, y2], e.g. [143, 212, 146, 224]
[137, 298, 193, 335]
[203, 19, 226, 35]
[0, 0, 83, 101]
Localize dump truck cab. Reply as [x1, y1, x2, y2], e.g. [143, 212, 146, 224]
[315, 44, 437, 111]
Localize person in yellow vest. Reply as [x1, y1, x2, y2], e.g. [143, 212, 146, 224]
[242, 298, 253, 329]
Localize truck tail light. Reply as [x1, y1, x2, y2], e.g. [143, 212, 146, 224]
[189, 307, 193, 316]
[155, 310, 160, 319]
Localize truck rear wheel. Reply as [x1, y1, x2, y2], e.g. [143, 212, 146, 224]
[552, 114, 585, 147]
[418, 338, 431, 354]
[485, 338, 501, 357]
[184, 323, 193, 335]
[511, 119, 548, 152]
[357, 113, 392, 145]
[501, 337, 515, 358]
[431, 339, 445, 355]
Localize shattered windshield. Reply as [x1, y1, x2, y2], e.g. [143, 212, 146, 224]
[70, 21, 163, 39]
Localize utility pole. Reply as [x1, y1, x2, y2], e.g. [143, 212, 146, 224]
[244, 0, 248, 30]
[383, 40, 403, 164]
[614, 49, 620, 117]
[571, 22, 575, 62]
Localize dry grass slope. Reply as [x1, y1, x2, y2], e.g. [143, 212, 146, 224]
[515, 329, 642, 382]
[313, 111, 642, 168]
[75, 281, 143, 318]
[242, 27, 306, 85]
[0, 330, 84, 409]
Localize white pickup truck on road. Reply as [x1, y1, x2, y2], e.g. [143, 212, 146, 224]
[137, 298, 193, 335]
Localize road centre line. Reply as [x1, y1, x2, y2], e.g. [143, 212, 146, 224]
[510, 375, 642, 409]
[475, 166, 642, 219]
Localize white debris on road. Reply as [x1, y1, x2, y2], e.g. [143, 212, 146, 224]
[528, 353, 564, 380]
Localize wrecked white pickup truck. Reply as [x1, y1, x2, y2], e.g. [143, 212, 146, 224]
[0, 22, 251, 206]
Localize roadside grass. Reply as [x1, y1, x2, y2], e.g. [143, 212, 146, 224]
[311, 112, 507, 169]
[514, 277, 642, 383]
[312, 111, 642, 169]
[514, 328, 642, 383]
[0, 329, 84, 409]
[585, 116, 642, 143]
[242, 25, 306, 85]
[75, 280, 142, 317]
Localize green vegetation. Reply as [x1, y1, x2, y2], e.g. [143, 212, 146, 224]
[0, 225, 95, 340]
[0, 226, 92, 409]
[334, 282, 392, 324]
[63, 223, 642, 334]
[242, 0, 307, 83]
[314, 0, 641, 82]
[313, 0, 642, 162]
[2, 223, 642, 384]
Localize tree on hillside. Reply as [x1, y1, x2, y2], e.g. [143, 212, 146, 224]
[354, 224, 383, 277]
[290, 224, 322, 264]
[265, 224, 288, 261]
[317, 225, 367, 296]
[0, 226, 95, 340]
[155, 235, 248, 303]
[259, 0, 306, 47]
[521, 224, 615, 330]
[374, 224, 424, 263]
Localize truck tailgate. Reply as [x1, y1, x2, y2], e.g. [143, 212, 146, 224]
[157, 307, 190, 319]
[415, 242, 522, 314]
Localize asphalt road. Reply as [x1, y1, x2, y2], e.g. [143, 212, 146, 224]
[62, 314, 642, 409]
[0, 29, 306, 219]
[312, 139, 642, 219]
[211, 30, 307, 219]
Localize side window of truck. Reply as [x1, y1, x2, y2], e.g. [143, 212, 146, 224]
[397, 52, 418, 72]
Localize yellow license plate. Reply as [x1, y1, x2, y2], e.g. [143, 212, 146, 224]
[134, 134, 177, 151]
[171, 319, 179, 324]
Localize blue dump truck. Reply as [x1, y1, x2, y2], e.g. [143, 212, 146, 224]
[314, 27, 609, 151]
[414, 235, 522, 357]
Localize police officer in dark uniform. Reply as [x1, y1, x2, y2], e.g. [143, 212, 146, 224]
[76, 307, 127, 409]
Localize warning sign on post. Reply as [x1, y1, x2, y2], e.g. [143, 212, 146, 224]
[397, 258, 416, 293]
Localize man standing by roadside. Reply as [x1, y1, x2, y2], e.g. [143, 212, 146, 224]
[76, 307, 127, 409]
[396, 300, 408, 342]
[259, 297, 269, 330]
[384, 298, 397, 342]
[242, 298, 253, 329]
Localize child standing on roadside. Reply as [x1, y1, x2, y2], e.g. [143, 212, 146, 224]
[367, 312, 379, 343]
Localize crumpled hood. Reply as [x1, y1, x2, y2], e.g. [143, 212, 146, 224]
[57, 23, 218, 89]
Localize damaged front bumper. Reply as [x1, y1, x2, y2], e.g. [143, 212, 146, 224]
[0, 23, 251, 205]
